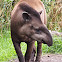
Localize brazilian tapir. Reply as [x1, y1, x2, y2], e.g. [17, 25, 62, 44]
[11, 0, 53, 62]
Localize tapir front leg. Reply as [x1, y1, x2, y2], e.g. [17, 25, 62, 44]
[12, 35, 25, 62]
[25, 41, 35, 62]
[35, 42, 42, 62]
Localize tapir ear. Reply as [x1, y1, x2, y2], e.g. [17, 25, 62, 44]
[22, 12, 31, 21]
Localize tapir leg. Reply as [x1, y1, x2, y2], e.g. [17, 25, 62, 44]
[12, 36, 25, 62]
[25, 41, 35, 62]
[35, 42, 42, 62]
[30, 45, 36, 62]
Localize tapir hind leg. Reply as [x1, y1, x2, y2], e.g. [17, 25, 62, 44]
[30, 45, 36, 62]
[35, 42, 42, 62]
[25, 41, 35, 62]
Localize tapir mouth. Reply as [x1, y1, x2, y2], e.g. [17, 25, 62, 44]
[42, 39, 51, 46]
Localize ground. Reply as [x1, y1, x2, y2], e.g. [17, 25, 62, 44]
[9, 54, 62, 62]
[41, 54, 62, 62]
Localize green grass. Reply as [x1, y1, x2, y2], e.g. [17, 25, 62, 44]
[42, 36, 62, 54]
[0, 31, 16, 61]
[0, 31, 62, 61]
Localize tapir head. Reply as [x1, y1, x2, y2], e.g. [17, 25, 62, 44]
[18, 4, 53, 46]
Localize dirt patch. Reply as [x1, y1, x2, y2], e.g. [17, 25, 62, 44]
[9, 54, 62, 62]
[41, 54, 62, 62]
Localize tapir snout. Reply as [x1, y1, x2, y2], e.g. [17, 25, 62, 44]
[31, 25, 53, 46]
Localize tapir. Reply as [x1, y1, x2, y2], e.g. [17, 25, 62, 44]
[11, 0, 53, 62]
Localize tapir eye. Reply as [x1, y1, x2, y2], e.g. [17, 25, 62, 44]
[22, 12, 31, 22]
[39, 10, 42, 14]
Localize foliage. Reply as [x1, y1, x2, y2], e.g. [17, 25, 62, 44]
[41, 0, 62, 31]
[0, 1, 12, 33]
[0, 31, 15, 61]
[47, 1, 62, 31]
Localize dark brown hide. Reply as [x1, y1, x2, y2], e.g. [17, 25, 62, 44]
[11, 1, 53, 62]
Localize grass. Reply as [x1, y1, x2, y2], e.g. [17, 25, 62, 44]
[0, 30, 62, 62]
[0, 31, 16, 62]
[42, 36, 62, 54]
